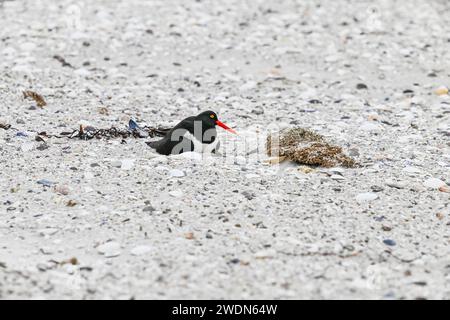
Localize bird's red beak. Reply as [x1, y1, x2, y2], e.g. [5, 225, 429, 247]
[215, 120, 237, 134]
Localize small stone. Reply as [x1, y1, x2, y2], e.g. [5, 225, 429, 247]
[239, 81, 257, 92]
[423, 178, 446, 189]
[120, 159, 135, 170]
[254, 249, 276, 259]
[331, 174, 345, 181]
[382, 225, 392, 232]
[184, 232, 195, 240]
[242, 191, 255, 200]
[359, 121, 382, 131]
[54, 185, 69, 195]
[371, 185, 384, 192]
[252, 106, 264, 115]
[21, 142, 35, 152]
[143, 206, 155, 212]
[130, 245, 151, 256]
[36, 143, 48, 151]
[66, 200, 77, 207]
[39, 228, 59, 237]
[383, 239, 396, 246]
[434, 85, 449, 96]
[355, 192, 378, 203]
[37, 179, 54, 187]
[385, 179, 406, 189]
[178, 152, 202, 161]
[403, 166, 421, 174]
[40, 247, 54, 255]
[439, 185, 450, 193]
[97, 242, 121, 258]
[168, 169, 185, 177]
[356, 83, 368, 90]
[111, 160, 122, 168]
[169, 190, 183, 198]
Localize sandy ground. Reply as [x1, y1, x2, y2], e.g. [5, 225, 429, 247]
[0, 0, 449, 299]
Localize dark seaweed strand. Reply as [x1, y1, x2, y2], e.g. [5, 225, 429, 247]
[1, 124, 170, 140]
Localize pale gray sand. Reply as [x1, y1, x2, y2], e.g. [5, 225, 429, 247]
[0, 0, 449, 299]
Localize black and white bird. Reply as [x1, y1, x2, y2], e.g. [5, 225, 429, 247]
[146, 110, 236, 155]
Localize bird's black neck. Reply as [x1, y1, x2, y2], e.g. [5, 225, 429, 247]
[185, 119, 217, 143]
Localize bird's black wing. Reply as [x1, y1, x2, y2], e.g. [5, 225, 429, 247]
[146, 117, 196, 155]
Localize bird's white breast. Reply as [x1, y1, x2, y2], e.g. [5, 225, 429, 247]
[183, 131, 219, 153]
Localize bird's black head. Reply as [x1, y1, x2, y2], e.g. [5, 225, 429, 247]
[195, 110, 236, 134]
[196, 110, 218, 127]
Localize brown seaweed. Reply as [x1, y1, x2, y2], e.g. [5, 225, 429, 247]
[23, 90, 47, 107]
[266, 127, 357, 168]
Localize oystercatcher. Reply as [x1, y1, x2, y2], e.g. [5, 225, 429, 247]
[146, 110, 236, 155]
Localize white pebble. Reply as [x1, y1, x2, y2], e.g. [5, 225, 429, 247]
[120, 159, 135, 170]
[359, 122, 382, 132]
[403, 166, 421, 174]
[21, 142, 35, 152]
[39, 228, 59, 237]
[178, 152, 202, 161]
[254, 249, 276, 259]
[331, 174, 346, 181]
[239, 81, 257, 92]
[169, 169, 185, 177]
[97, 242, 121, 258]
[130, 245, 151, 256]
[74, 68, 90, 77]
[111, 160, 122, 168]
[169, 190, 184, 198]
[355, 192, 378, 203]
[423, 178, 446, 189]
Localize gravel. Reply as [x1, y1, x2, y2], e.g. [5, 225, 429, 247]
[0, 0, 450, 300]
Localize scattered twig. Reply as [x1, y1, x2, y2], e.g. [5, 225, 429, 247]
[23, 90, 47, 107]
[49, 257, 78, 266]
[279, 250, 361, 259]
[53, 55, 74, 68]
[386, 250, 421, 263]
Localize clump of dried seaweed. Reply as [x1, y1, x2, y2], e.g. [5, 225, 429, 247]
[266, 127, 357, 168]
[23, 90, 47, 107]
[59, 120, 170, 141]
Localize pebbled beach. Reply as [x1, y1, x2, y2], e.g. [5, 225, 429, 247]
[0, 0, 449, 299]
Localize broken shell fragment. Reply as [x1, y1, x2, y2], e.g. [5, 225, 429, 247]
[435, 86, 449, 96]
